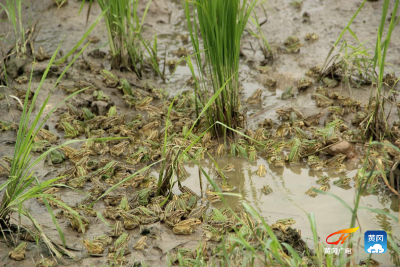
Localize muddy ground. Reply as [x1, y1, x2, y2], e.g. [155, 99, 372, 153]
[1, 0, 400, 266]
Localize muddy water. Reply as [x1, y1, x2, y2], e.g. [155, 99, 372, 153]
[1, 0, 400, 266]
[182, 158, 400, 265]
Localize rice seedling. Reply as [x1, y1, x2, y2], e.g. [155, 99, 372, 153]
[183, 0, 257, 137]
[97, 0, 162, 78]
[0, 0, 27, 57]
[0, 42, 96, 255]
[366, 0, 400, 140]
[319, 0, 373, 88]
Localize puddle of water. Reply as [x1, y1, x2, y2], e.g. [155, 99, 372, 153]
[181, 157, 400, 266]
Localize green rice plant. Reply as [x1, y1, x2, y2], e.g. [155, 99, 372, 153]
[183, 0, 257, 137]
[0, 0, 27, 57]
[0, 41, 99, 256]
[366, 0, 400, 140]
[97, 0, 162, 78]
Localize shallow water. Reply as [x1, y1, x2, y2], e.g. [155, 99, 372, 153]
[181, 157, 400, 266]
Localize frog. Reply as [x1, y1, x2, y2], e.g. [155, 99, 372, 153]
[110, 221, 124, 238]
[67, 175, 88, 188]
[283, 36, 301, 53]
[93, 90, 110, 102]
[313, 93, 333, 107]
[324, 154, 346, 168]
[276, 108, 293, 121]
[335, 163, 347, 173]
[220, 182, 235, 192]
[307, 155, 320, 165]
[316, 176, 330, 184]
[305, 186, 318, 197]
[273, 156, 285, 167]
[259, 118, 274, 129]
[172, 47, 190, 57]
[297, 77, 313, 91]
[110, 232, 130, 253]
[15, 76, 29, 84]
[69, 150, 91, 165]
[304, 33, 318, 41]
[173, 219, 202, 235]
[82, 239, 104, 255]
[281, 86, 294, 99]
[9, 242, 27, 261]
[318, 184, 329, 192]
[203, 225, 223, 242]
[215, 144, 225, 157]
[109, 141, 129, 157]
[100, 69, 119, 88]
[247, 89, 263, 104]
[383, 73, 397, 86]
[86, 116, 107, 131]
[309, 160, 324, 171]
[133, 236, 148, 250]
[166, 59, 179, 68]
[90, 160, 118, 181]
[140, 120, 160, 135]
[275, 122, 292, 137]
[322, 77, 339, 88]
[35, 46, 50, 61]
[206, 193, 221, 203]
[333, 177, 351, 186]
[165, 210, 185, 228]
[261, 185, 273, 195]
[256, 65, 272, 74]
[221, 163, 234, 172]
[46, 149, 65, 165]
[61, 121, 79, 138]
[265, 78, 277, 87]
[271, 218, 296, 233]
[66, 213, 89, 233]
[303, 112, 324, 127]
[32, 140, 50, 153]
[119, 211, 140, 230]
[257, 164, 267, 177]
[187, 204, 208, 220]
[134, 96, 154, 111]
[36, 129, 59, 143]
[351, 111, 368, 125]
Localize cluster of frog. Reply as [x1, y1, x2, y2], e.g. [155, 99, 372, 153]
[2, 54, 399, 265]
[243, 68, 400, 197]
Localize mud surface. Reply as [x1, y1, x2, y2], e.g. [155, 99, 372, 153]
[1, 0, 400, 266]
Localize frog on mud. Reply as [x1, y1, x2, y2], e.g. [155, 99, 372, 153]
[133, 236, 148, 250]
[46, 149, 65, 165]
[82, 239, 104, 255]
[93, 90, 110, 102]
[271, 218, 296, 233]
[283, 36, 301, 53]
[172, 218, 202, 235]
[9, 242, 27, 261]
[247, 89, 263, 104]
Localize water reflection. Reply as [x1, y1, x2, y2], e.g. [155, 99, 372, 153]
[182, 156, 400, 266]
